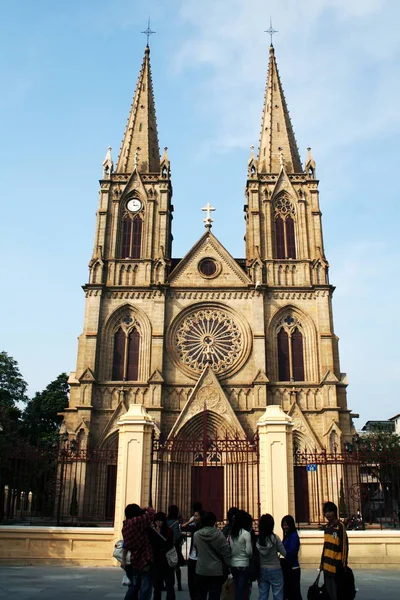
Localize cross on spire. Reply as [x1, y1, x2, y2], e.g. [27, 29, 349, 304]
[265, 18, 278, 45]
[202, 202, 216, 229]
[142, 17, 155, 46]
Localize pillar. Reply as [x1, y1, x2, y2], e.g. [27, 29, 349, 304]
[257, 405, 295, 528]
[113, 404, 155, 534]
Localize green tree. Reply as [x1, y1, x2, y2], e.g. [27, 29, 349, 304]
[21, 373, 69, 445]
[0, 350, 28, 407]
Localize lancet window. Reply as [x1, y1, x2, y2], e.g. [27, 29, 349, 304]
[111, 314, 141, 381]
[121, 215, 143, 259]
[274, 195, 296, 259]
[277, 315, 304, 381]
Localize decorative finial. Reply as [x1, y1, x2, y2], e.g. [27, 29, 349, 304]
[102, 146, 113, 178]
[265, 17, 278, 46]
[142, 17, 156, 46]
[201, 202, 216, 230]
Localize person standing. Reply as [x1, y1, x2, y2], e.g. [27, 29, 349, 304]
[181, 508, 204, 600]
[122, 504, 155, 600]
[149, 512, 176, 600]
[167, 505, 184, 591]
[320, 501, 348, 600]
[222, 506, 239, 538]
[280, 515, 302, 600]
[229, 509, 252, 599]
[256, 513, 286, 600]
[194, 511, 231, 600]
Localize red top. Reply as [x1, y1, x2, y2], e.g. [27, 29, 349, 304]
[122, 507, 155, 570]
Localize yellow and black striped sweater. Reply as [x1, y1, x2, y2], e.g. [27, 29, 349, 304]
[321, 520, 348, 575]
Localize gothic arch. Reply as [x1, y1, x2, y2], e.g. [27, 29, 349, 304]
[267, 305, 319, 383]
[100, 303, 152, 382]
[272, 193, 298, 260]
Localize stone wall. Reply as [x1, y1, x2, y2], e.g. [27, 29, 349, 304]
[0, 527, 399, 568]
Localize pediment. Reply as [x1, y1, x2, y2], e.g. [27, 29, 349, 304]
[98, 390, 129, 444]
[148, 369, 164, 383]
[168, 231, 251, 288]
[168, 366, 247, 439]
[288, 401, 321, 451]
[252, 370, 269, 384]
[78, 367, 97, 384]
[321, 370, 339, 384]
[270, 168, 298, 202]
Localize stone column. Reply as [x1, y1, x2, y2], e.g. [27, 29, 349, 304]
[113, 404, 155, 533]
[257, 405, 295, 528]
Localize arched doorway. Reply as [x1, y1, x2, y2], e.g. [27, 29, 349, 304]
[151, 410, 259, 522]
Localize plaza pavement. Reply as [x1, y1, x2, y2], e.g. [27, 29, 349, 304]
[0, 565, 399, 599]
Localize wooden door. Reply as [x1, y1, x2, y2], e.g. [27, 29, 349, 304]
[294, 466, 309, 523]
[191, 466, 224, 521]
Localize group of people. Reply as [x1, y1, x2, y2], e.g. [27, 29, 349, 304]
[120, 500, 348, 600]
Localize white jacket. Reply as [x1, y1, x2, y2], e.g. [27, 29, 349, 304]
[230, 529, 252, 567]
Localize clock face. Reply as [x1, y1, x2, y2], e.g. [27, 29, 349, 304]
[127, 198, 142, 212]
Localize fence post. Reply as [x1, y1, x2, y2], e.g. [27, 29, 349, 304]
[114, 404, 155, 533]
[257, 405, 295, 528]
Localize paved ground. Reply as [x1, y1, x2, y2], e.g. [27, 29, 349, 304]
[0, 566, 399, 599]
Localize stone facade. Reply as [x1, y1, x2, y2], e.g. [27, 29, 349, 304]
[61, 43, 355, 518]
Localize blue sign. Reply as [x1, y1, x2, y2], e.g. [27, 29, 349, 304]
[306, 463, 317, 472]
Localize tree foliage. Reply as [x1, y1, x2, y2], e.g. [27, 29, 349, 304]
[21, 373, 69, 444]
[0, 351, 28, 408]
[353, 429, 400, 452]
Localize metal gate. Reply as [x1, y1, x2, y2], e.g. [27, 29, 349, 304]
[150, 416, 260, 522]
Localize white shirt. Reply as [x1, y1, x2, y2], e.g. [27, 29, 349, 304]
[229, 529, 252, 567]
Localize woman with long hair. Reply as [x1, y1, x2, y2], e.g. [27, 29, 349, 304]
[229, 509, 253, 599]
[150, 512, 176, 600]
[256, 514, 286, 600]
[181, 507, 204, 600]
[280, 515, 302, 600]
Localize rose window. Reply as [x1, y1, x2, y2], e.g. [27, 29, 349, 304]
[170, 306, 251, 378]
[274, 196, 294, 216]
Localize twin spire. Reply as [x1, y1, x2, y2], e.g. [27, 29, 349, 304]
[114, 39, 305, 177]
[116, 45, 160, 174]
[257, 45, 303, 174]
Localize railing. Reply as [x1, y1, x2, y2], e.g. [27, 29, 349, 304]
[294, 448, 400, 529]
[0, 442, 118, 526]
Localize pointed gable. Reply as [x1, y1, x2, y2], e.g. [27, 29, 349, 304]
[288, 401, 321, 451]
[168, 366, 247, 439]
[169, 231, 251, 288]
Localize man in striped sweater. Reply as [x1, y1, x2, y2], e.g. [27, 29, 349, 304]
[320, 501, 348, 600]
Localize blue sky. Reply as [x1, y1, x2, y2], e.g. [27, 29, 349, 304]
[1, 0, 399, 426]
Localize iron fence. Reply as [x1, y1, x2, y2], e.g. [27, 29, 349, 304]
[294, 448, 400, 528]
[151, 433, 260, 523]
[0, 441, 118, 526]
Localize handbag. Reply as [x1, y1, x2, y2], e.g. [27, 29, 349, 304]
[307, 572, 329, 600]
[166, 546, 179, 568]
[220, 576, 235, 600]
[337, 565, 356, 600]
[113, 540, 131, 563]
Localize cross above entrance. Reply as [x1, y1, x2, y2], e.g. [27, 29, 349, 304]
[201, 202, 216, 229]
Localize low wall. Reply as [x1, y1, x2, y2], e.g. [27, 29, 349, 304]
[0, 527, 116, 566]
[299, 530, 400, 569]
[0, 527, 399, 568]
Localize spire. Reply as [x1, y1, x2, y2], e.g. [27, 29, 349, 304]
[258, 45, 302, 174]
[116, 45, 160, 174]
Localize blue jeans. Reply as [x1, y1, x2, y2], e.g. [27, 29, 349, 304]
[125, 566, 153, 600]
[258, 568, 284, 600]
[231, 566, 250, 600]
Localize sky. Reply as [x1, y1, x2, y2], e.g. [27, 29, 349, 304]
[0, 0, 399, 427]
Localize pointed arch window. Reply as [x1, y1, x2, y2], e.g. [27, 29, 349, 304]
[277, 317, 305, 382]
[120, 215, 143, 259]
[274, 196, 297, 259]
[111, 317, 141, 381]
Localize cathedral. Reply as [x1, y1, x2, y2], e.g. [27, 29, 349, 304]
[61, 41, 355, 524]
